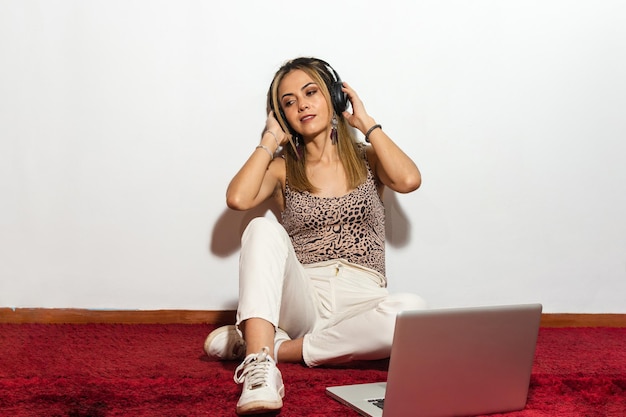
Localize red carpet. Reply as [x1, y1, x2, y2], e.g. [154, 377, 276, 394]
[1, 324, 624, 416]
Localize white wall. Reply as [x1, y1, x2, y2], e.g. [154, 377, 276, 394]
[1, 0, 625, 313]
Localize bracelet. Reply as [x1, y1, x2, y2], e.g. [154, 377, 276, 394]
[264, 130, 280, 148]
[255, 144, 273, 160]
[364, 124, 382, 143]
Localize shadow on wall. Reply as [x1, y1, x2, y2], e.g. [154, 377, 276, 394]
[209, 199, 279, 257]
[209, 191, 411, 257]
[383, 191, 412, 248]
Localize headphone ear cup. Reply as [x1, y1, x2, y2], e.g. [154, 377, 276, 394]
[319, 59, 348, 114]
[332, 82, 348, 113]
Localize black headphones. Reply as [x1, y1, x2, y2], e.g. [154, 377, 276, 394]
[317, 59, 349, 115]
[269, 58, 348, 127]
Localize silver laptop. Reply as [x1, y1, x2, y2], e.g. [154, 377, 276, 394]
[326, 303, 542, 417]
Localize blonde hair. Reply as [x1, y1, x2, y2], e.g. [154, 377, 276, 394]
[267, 57, 367, 193]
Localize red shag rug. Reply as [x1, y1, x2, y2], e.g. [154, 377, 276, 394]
[0, 324, 625, 416]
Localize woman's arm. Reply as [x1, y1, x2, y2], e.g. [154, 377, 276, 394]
[341, 83, 421, 193]
[226, 113, 287, 210]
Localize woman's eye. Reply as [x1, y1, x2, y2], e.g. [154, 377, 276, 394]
[306, 89, 317, 96]
[283, 100, 294, 107]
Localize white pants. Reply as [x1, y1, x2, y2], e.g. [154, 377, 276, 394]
[236, 217, 427, 367]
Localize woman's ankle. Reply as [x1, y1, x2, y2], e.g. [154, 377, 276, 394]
[276, 338, 304, 363]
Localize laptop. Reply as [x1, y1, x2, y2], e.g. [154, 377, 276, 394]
[326, 303, 542, 417]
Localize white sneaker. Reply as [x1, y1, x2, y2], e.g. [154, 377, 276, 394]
[204, 325, 246, 360]
[234, 347, 285, 415]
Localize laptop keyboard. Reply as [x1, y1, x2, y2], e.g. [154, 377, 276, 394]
[368, 398, 385, 409]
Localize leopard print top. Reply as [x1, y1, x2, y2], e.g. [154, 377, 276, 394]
[281, 152, 386, 276]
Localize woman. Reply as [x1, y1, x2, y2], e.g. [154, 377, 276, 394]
[205, 57, 427, 415]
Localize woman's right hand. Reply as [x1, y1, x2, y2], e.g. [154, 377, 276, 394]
[265, 111, 287, 146]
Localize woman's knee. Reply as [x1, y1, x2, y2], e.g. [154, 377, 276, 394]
[241, 217, 286, 247]
[243, 217, 277, 237]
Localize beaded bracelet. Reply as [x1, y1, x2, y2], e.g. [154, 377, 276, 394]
[255, 144, 273, 160]
[364, 124, 382, 142]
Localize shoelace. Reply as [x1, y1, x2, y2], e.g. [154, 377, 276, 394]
[234, 347, 273, 389]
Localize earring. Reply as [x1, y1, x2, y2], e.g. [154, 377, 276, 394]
[331, 113, 338, 145]
[290, 133, 303, 159]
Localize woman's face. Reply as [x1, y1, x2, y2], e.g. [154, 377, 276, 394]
[278, 69, 331, 139]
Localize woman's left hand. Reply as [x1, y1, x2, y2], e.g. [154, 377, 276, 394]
[341, 82, 377, 135]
